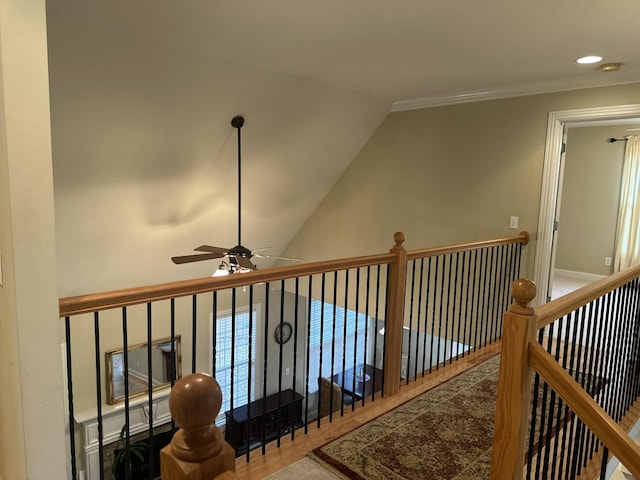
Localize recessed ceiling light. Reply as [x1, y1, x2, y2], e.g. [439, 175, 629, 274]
[576, 55, 603, 64]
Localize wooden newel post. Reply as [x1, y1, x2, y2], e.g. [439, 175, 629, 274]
[161, 373, 236, 479]
[383, 231, 407, 396]
[490, 278, 537, 480]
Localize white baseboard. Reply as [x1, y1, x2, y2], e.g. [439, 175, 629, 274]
[554, 268, 607, 283]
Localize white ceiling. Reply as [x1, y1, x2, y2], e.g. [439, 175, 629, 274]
[46, 0, 640, 106]
[44, 0, 640, 290]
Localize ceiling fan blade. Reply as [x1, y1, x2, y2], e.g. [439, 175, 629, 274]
[194, 245, 229, 255]
[234, 255, 256, 270]
[171, 252, 225, 264]
[252, 253, 304, 262]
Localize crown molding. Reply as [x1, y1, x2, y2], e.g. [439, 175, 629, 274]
[390, 76, 640, 112]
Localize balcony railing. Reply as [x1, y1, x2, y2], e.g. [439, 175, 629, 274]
[59, 231, 528, 480]
[491, 268, 640, 479]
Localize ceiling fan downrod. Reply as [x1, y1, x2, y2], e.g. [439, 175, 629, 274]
[231, 115, 245, 248]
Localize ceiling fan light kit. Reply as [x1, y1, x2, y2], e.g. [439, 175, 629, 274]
[171, 115, 302, 273]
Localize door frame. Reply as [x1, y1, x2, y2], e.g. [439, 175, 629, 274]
[533, 103, 640, 305]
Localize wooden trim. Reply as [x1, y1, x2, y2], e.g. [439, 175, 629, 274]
[529, 342, 640, 478]
[406, 232, 528, 261]
[535, 262, 640, 329]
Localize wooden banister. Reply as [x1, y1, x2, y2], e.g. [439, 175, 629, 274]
[529, 342, 640, 478]
[492, 277, 640, 479]
[59, 231, 530, 317]
[383, 232, 407, 396]
[160, 373, 236, 479]
[490, 279, 537, 480]
[535, 262, 640, 329]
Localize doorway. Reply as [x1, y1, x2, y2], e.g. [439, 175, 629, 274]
[533, 104, 640, 305]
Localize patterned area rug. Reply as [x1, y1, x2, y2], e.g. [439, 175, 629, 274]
[311, 355, 501, 480]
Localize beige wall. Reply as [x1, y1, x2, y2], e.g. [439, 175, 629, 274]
[282, 84, 640, 283]
[555, 125, 635, 275]
[0, 1, 67, 478]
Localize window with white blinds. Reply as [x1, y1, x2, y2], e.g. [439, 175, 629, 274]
[307, 299, 368, 393]
[212, 308, 258, 425]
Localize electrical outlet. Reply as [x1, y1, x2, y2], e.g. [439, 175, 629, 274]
[509, 216, 519, 229]
[605, 257, 612, 266]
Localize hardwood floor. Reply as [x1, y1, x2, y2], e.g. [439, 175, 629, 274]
[233, 341, 502, 480]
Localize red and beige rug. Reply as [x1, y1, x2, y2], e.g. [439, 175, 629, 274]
[311, 355, 501, 480]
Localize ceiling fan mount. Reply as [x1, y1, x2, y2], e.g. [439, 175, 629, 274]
[171, 115, 302, 273]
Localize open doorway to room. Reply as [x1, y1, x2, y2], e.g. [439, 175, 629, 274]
[533, 104, 640, 305]
[550, 123, 636, 300]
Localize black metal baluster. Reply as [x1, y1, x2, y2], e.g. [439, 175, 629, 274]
[330, 272, 338, 419]
[407, 260, 417, 383]
[525, 327, 545, 479]
[230, 288, 236, 419]
[261, 283, 270, 454]
[65, 316, 78, 480]
[92, 312, 104, 480]
[481, 248, 491, 348]
[146, 303, 154, 480]
[316, 274, 326, 426]
[540, 315, 564, 479]
[436, 255, 445, 369]
[122, 307, 131, 480]
[445, 253, 453, 364]
[340, 270, 349, 416]
[486, 246, 497, 345]
[277, 282, 285, 446]
[246, 285, 253, 461]
[430, 256, 439, 371]
[292, 277, 301, 431]
[374, 265, 384, 398]
[363, 267, 371, 406]
[451, 252, 460, 363]
[421, 257, 432, 374]
[470, 249, 480, 352]
[415, 258, 425, 378]
[462, 251, 471, 356]
[191, 296, 197, 373]
[352, 268, 361, 408]
[496, 244, 505, 340]
[304, 275, 313, 433]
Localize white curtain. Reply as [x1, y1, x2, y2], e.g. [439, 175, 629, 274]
[614, 135, 640, 271]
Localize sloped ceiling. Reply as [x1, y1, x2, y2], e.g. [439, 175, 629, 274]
[45, 0, 640, 294]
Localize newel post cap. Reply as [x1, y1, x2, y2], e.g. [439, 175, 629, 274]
[509, 278, 537, 314]
[169, 373, 224, 461]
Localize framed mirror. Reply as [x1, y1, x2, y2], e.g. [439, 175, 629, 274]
[105, 336, 182, 405]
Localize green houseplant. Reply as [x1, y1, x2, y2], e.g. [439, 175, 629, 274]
[111, 424, 149, 480]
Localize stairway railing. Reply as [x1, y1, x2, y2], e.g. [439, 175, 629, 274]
[59, 231, 528, 479]
[491, 270, 640, 479]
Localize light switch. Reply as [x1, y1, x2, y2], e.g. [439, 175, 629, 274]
[509, 216, 519, 229]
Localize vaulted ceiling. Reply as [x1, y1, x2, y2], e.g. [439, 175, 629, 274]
[45, 0, 640, 291]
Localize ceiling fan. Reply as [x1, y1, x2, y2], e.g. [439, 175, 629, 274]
[171, 115, 302, 273]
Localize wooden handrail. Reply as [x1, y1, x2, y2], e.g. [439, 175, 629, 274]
[529, 342, 640, 478]
[59, 252, 395, 317]
[536, 262, 640, 329]
[406, 231, 528, 261]
[59, 232, 530, 317]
